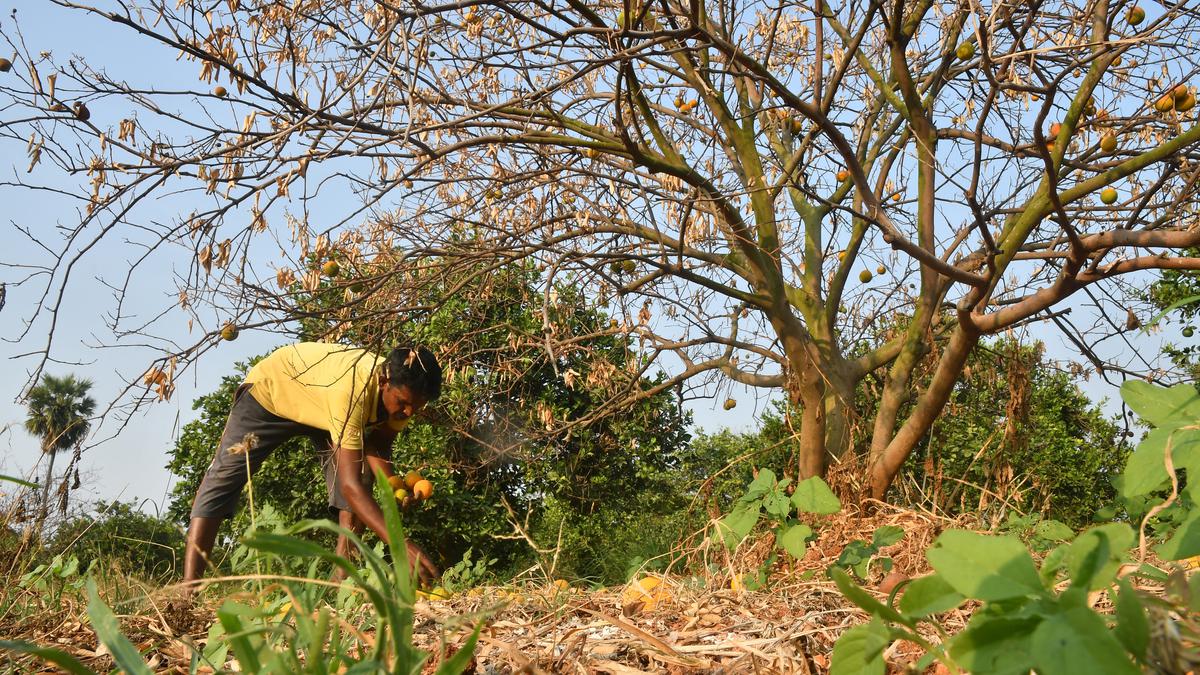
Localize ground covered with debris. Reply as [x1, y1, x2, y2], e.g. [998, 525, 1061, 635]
[3, 505, 1190, 673]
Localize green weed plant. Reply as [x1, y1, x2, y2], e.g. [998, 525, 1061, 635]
[1, 472, 481, 673]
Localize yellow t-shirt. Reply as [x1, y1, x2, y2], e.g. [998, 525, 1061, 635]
[244, 342, 405, 451]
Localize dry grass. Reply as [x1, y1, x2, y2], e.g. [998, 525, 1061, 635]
[6, 504, 1193, 674]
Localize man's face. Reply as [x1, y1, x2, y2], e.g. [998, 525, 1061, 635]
[380, 382, 429, 423]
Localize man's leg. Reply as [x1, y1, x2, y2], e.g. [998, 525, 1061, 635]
[183, 383, 303, 588]
[183, 515, 223, 587]
[336, 508, 364, 560]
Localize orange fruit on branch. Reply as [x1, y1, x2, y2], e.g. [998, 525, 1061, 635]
[412, 479, 434, 500]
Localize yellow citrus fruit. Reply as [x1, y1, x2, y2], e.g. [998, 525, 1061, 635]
[322, 259, 340, 277]
[1177, 92, 1196, 113]
[723, 398, 736, 410]
[859, 269, 874, 283]
[220, 323, 239, 341]
[393, 487, 409, 501]
[387, 475, 406, 490]
[1127, 6, 1145, 25]
[876, 265, 886, 275]
[1154, 94, 1175, 113]
[1049, 122, 1062, 137]
[1099, 134, 1117, 152]
[404, 470, 423, 489]
[413, 479, 434, 500]
[1100, 187, 1118, 204]
[621, 576, 671, 611]
[429, 586, 451, 600]
[730, 575, 745, 592]
[955, 42, 974, 61]
[836, 169, 850, 182]
[1173, 84, 1190, 102]
[837, 250, 847, 261]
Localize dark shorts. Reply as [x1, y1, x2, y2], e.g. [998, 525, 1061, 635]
[189, 383, 376, 519]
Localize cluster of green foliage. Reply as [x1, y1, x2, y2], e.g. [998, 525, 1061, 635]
[904, 340, 1130, 527]
[48, 501, 184, 584]
[824, 379, 1200, 674]
[1, 477, 480, 674]
[167, 264, 696, 584]
[717, 337, 1129, 527]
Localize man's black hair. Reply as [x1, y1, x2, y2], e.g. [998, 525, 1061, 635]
[384, 346, 442, 400]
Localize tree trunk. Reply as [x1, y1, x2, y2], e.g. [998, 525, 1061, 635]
[36, 448, 56, 536]
[867, 325, 979, 499]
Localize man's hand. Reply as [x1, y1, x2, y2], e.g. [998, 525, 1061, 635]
[406, 541, 440, 587]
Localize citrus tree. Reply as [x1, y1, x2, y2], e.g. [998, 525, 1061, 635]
[3, 0, 1200, 500]
[166, 265, 694, 581]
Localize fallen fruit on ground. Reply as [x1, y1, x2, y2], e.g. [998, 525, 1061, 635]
[413, 479, 434, 500]
[1100, 187, 1118, 204]
[621, 576, 671, 612]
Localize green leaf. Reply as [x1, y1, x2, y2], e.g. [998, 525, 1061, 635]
[1121, 380, 1200, 427]
[898, 574, 965, 617]
[433, 621, 483, 675]
[1119, 427, 1174, 500]
[0, 474, 37, 488]
[1066, 523, 1134, 591]
[764, 490, 792, 520]
[829, 567, 907, 625]
[926, 530, 1044, 601]
[216, 601, 264, 673]
[778, 523, 813, 559]
[742, 468, 777, 502]
[1154, 511, 1200, 561]
[792, 476, 841, 514]
[871, 525, 904, 548]
[1031, 606, 1140, 675]
[950, 613, 1040, 675]
[1033, 519, 1074, 543]
[86, 579, 152, 675]
[0, 640, 95, 675]
[829, 617, 888, 675]
[1113, 579, 1149, 661]
[1039, 544, 1069, 585]
[716, 503, 761, 549]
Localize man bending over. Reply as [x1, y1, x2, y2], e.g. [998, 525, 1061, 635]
[183, 342, 441, 588]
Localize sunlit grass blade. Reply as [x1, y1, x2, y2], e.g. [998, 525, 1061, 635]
[86, 578, 153, 675]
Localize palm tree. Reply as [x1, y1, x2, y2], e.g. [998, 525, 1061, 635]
[23, 374, 95, 532]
